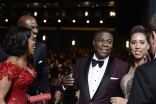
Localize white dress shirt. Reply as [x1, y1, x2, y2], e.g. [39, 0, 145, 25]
[88, 54, 110, 98]
[154, 54, 156, 59]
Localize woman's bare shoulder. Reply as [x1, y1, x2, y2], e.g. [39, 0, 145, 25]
[6, 56, 18, 65]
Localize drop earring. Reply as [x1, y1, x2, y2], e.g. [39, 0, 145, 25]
[147, 50, 149, 54]
[129, 50, 130, 56]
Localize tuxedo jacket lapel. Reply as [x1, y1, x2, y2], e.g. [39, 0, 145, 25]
[27, 55, 35, 68]
[32, 54, 36, 68]
[32, 40, 39, 68]
[82, 55, 93, 100]
[92, 55, 115, 100]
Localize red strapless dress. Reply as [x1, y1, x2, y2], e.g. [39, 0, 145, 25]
[0, 60, 37, 104]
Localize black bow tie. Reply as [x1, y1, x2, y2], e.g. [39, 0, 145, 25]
[92, 59, 104, 68]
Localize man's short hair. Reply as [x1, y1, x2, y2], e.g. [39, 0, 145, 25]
[94, 29, 114, 39]
[51, 78, 58, 84]
[148, 12, 156, 35]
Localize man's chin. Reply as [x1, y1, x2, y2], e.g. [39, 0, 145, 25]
[95, 53, 109, 60]
[101, 55, 109, 59]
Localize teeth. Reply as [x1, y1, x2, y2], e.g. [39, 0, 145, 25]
[135, 51, 141, 54]
[33, 35, 37, 38]
[101, 50, 107, 52]
[33, 47, 35, 50]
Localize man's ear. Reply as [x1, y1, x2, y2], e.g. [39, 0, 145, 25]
[152, 31, 156, 44]
[93, 39, 95, 46]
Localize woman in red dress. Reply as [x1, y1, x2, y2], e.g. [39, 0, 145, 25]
[0, 26, 37, 104]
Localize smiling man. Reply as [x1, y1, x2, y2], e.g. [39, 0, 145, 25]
[63, 29, 130, 104]
[17, 16, 50, 99]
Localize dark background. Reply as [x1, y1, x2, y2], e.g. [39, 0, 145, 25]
[0, 0, 155, 54]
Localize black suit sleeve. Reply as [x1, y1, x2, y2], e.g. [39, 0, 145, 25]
[38, 44, 50, 93]
[0, 47, 9, 63]
[127, 65, 154, 104]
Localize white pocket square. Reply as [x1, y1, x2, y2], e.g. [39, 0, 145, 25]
[110, 77, 119, 80]
[38, 60, 42, 64]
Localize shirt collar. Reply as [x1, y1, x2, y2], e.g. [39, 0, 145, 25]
[93, 54, 110, 61]
[154, 54, 156, 59]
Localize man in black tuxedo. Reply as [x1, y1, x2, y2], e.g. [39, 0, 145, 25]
[127, 12, 156, 104]
[0, 15, 50, 98]
[0, 48, 9, 62]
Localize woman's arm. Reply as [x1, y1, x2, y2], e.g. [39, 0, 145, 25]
[110, 97, 128, 104]
[26, 93, 30, 100]
[0, 76, 12, 104]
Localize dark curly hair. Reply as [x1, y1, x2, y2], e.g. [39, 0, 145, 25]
[1, 26, 31, 56]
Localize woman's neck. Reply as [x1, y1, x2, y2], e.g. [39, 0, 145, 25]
[133, 58, 144, 70]
[16, 55, 27, 61]
[12, 54, 27, 66]
[55, 99, 60, 104]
